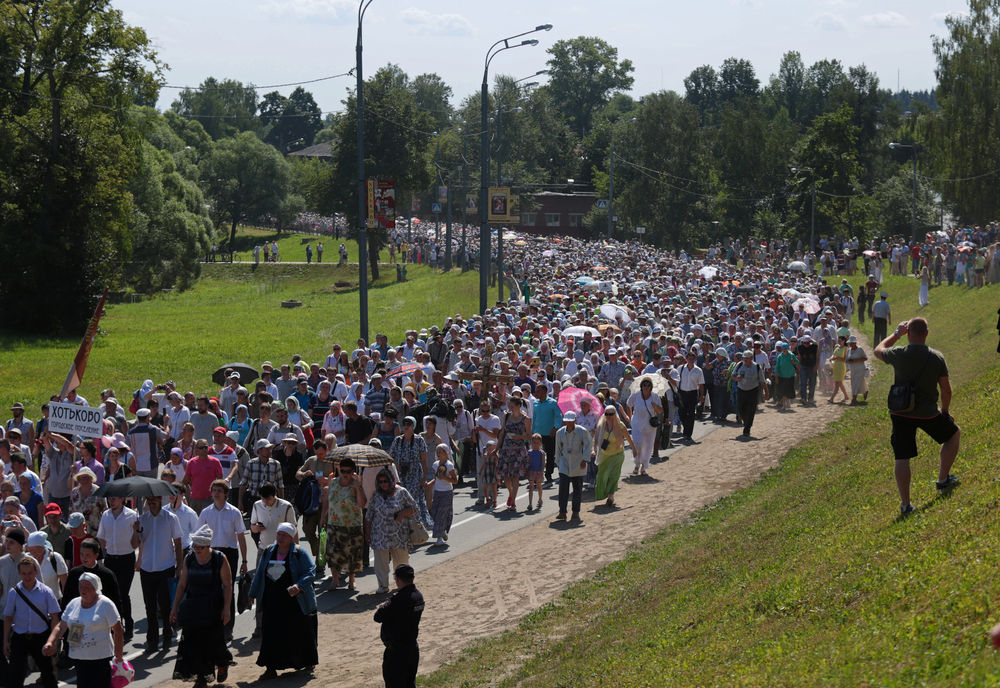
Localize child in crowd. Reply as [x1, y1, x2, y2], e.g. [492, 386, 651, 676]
[480, 439, 498, 509]
[527, 433, 545, 511]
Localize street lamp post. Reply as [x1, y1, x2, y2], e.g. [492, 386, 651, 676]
[607, 117, 636, 239]
[790, 166, 815, 254]
[889, 142, 921, 243]
[355, 0, 375, 343]
[480, 24, 551, 314]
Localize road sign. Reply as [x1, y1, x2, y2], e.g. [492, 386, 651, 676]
[635, 226, 646, 234]
[596, 199, 608, 210]
[431, 202, 443, 214]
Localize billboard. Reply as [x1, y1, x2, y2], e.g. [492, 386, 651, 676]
[488, 187, 510, 223]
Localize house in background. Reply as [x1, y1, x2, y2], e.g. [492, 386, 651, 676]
[515, 191, 596, 238]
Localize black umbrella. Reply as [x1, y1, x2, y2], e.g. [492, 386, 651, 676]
[212, 362, 259, 386]
[94, 476, 180, 499]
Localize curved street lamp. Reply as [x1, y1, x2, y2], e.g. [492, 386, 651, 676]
[355, 0, 376, 343]
[479, 24, 552, 313]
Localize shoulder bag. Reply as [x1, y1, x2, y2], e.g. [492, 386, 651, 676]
[887, 349, 933, 414]
[644, 396, 661, 427]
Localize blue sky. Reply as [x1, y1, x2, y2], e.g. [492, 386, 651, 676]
[116, 0, 969, 115]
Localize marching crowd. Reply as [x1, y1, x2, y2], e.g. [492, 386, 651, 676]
[2, 227, 964, 687]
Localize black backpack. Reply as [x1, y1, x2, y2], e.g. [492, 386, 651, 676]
[295, 476, 322, 516]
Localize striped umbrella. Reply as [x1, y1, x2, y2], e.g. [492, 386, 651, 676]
[384, 362, 421, 380]
[329, 442, 394, 467]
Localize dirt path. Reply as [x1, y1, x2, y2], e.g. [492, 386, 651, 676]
[163, 387, 848, 688]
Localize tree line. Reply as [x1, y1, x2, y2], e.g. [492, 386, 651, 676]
[2, 0, 999, 335]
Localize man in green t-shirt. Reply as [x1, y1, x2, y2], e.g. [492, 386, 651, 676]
[874, 317, 960, 517]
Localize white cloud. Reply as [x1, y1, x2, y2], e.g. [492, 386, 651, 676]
[859, 11, 908, 29]
[931, 10, 969, 24]
[400, 8, 474, 37]
[812, 13, 848, 31]
[259, 0, 355, 21]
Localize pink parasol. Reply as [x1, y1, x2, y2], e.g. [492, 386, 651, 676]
[558, 387, 602, 420]
[863, 249, 878, 258]
[792, 298, 821, 315]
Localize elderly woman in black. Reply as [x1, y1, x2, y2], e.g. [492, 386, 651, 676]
[169, 524, 233, 687]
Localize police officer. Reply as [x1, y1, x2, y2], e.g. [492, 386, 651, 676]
[374, 563, 424, 688]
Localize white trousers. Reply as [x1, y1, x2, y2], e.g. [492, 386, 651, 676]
[374, 547, 409, 588]
[631, 426, 657, 470]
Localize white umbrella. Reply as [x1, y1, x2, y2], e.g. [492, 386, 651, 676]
[598, 303, 631, 323]
[787, 261, 808, 272]
[542, 249, 555, 257]
[698, 265, 719, 279]
[792, 298, 821, 314]
[562, 325, 601, 338]
[634, 373, 670, 397]
[573, 276, 596, 285]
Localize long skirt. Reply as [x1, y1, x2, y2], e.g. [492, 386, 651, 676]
[257, 571, 319, 671]
[173, 623, 231, 681]
[594, 450, 625, 501]
[849, 363, 868, 398]
[430, 490, 454, 539]
[631, 427, 656, 470]
[326, 525, 364, 573]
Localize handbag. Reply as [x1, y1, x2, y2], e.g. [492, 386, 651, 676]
[887, 349, 932, 414]
[235, 573, 251, 614]
[644, 397, 661, 427]
[408, 517, 429, 546]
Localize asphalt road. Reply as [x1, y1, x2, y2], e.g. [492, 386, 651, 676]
[41, 414, 724, 687]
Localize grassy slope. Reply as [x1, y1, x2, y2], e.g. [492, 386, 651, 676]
[227, 226, 362, 263]
[0, 263, 478, 409]
[423, 275, 1000, 688]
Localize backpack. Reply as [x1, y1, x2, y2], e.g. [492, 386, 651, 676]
[295, 476, 322, 516]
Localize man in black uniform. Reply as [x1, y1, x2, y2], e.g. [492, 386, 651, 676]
[374, 563, 424, 688]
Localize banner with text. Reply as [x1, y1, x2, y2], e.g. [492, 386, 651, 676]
[374, 178, 396, 229]
[48, 402, 104, 438]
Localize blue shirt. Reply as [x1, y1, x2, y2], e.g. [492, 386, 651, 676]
[3, 579, 60, 634]
[531, 398, 563, 435]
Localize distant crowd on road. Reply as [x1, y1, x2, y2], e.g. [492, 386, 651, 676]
[4, 222, 986, 686]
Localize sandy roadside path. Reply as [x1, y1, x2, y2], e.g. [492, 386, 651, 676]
[156, 379, 850, 688]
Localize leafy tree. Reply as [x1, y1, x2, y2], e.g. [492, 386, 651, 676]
[331, 65, 434, 278]
[259, 86, 323, 153]
[932, 0, 1000, 221]
[0, 0, 161, 333]
[718, 58, 760, 107]
[170, 77, 258, 140]
[546, 36, 634, 136]
[767, 51, 807, 125]
[872, 170, 938, 238]
[410, 73, 453, 132]
[684, 65, 720, 123]
[200, 131, 292, 249]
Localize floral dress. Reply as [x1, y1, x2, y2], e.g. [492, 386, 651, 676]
[365, 487, 417, 551]
[70, 488, 104, 536]
[325, 479, 364, 573]
[497, 414, 529, 482]
[388, 434, 431, 528]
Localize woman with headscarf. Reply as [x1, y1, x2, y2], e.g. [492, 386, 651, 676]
[68, 467, 103, 536]
[345, 382, 366, 417]
[388, 417, 431, 529]
[845, 335, 869, 405]
[169, 524, 233, 687]
[365, 468, 417, 593]
[320, 401, 346, 447]
[594, 405, 638, 507]
[43, 570, 124, 688]
[227, 404, 252, 446]
[248, 522, 318, 680]
[284, 396, 314, 449]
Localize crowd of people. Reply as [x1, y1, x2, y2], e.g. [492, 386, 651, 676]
[3, 224, 975, 687]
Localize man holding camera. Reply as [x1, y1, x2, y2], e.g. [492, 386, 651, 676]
[874, 317, 960, 516]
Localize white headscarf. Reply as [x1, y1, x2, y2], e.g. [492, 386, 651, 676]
[79, 571, 102, 594]
[191, 524, 213, 547]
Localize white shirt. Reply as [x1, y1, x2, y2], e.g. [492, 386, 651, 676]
[249, 498, 295, 549]
[63, 596, 119, 661]
[678, 365, 705, 392]
[475, 414, 501, 454]
[163, 502, 199, 550]
[38, 551, 68, 597]
[430, 460, 455, 492]
[196, 501, 245, 549]
[138, 509, 182, 572]
[168, 405, 191, 440]
[96, 507, 139, 556]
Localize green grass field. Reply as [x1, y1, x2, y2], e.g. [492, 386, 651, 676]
[224, 226, 361, 263]
[422, 275, 1000, 688]
[0, 262, 478, 411]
